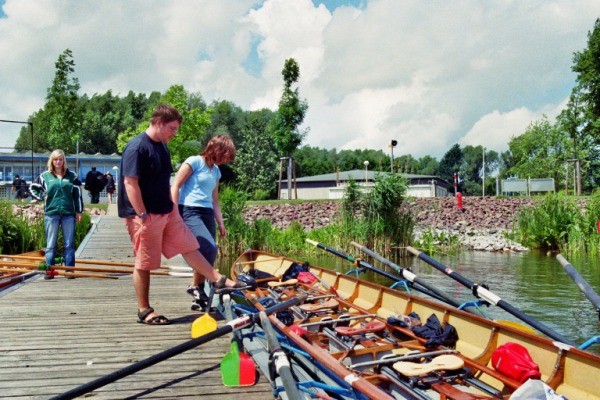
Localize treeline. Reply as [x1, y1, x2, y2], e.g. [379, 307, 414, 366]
[13, 18, 600, 197]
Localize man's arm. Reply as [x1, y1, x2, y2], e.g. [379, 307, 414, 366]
[124, 176, 146, 216]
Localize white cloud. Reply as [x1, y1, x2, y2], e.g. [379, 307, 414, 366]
[460, 101, 567, 152]
[1, 0, 599, 160]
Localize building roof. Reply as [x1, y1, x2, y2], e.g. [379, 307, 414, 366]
[0, 151, 121, 162]
[295, 170, 443, 183]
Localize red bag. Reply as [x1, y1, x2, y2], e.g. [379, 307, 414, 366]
[492, 342, 541, 383]
[297, 271, 317, 284]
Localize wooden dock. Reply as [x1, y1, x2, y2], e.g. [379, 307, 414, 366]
[0, 205, 276, 399]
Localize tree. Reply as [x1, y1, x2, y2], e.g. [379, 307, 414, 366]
[416, 155, 439, 175]
[566, 19, 600, 193]
[506, 116, 568, 185]
[270, 58, 308, 198]
[572, 18, 600, 142]
[15, 49, 82, 152]
[207, 100, 244, 146]
[117, 85, 212, 167]
[437, 144, 463, 193]
[233, 109, 278, 198]
[45, 49, 82, 152]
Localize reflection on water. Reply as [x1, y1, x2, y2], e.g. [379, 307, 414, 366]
[219, 250, 600, 355]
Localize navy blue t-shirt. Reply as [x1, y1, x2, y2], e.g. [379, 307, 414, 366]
[118, 132, 174, 218]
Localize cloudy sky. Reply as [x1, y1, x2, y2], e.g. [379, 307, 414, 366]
[1, 0, 599, 159]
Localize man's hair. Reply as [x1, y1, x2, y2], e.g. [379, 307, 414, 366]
[150, 104, 183, 125]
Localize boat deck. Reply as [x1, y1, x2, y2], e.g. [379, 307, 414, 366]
[0, 204, 275, 399]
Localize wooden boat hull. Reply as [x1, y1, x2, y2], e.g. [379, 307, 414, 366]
[229, 249, 600, 400]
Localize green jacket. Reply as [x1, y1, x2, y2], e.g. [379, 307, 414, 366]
[31, 169, 84, 215]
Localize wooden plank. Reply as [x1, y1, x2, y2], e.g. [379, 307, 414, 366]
[0, 205, 275, 399]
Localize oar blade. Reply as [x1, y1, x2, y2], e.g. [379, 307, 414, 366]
[220, 341, 256, 386]
[191, 313, 218, 338]
[238, 351, 257, 385]
[495, 319, 537, 335]
[221, 341, 240, 386]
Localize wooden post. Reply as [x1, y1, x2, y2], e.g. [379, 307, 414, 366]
[292, 157, 297, 200]
[278, 158, 284, 200]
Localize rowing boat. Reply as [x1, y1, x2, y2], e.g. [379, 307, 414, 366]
[227, 249, 600, 400]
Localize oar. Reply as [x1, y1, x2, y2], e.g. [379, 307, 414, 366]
[50, 296, 305, 400]
[557, 254, 600, 322]
[191, 282, 218, 338]
[350, 241, 462, 308]
[305, 239, 453, 305]
[0, 254, 176, 270]
[236, 257, 285, 265]
[0, 260, 192, 277]
[220, 341, 256, 386]
[0, 267, 117, 279]
[406, 246, 577, 346]
[259, 311, 302, 399]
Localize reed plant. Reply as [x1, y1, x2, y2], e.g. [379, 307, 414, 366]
[217, 175, 416, 258]
[517, 194, 583, 251]
[218, 185, 249, 256]
[0, 200, 91, 255]
[362, 173, 412, 256]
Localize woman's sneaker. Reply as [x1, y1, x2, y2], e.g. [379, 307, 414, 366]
[187, 285, 210, 311]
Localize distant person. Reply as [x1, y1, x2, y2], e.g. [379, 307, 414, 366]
[85, 166, 106, 204]
[118, 104, 243, 325]
[105, 171, 116, 204]
[171, 135, 236, 311]
[11, 174, 26, 202]
[31, 149, 84, 279]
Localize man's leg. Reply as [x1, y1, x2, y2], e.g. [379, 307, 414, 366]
[181, 250, 221, 282]
[133, 268, 151, 311]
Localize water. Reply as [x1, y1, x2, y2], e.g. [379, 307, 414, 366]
[220, 250, 600, 355]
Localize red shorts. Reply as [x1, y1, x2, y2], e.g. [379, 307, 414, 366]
[125, 207, 199, 270]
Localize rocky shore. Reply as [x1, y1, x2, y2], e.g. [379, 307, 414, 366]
[14, 196, 535, 252]
[243, 197, 536, 252]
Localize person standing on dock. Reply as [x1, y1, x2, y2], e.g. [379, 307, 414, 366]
[85, 166, 104, 204]
[105, 171, 116, 204]
[31, 149, 84, 279]
[171, 134, 236, 311]
[118, 104, 243, 325]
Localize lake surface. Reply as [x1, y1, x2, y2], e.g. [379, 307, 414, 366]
[220, 249, 600, 355]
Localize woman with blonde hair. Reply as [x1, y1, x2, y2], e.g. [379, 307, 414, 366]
[171, 135, 236, 310]
[31, 149, 84, 278]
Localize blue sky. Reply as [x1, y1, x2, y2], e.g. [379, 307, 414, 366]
[1, 0, 599, 159]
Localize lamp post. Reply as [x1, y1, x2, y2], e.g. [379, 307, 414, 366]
[112, 166, 119, 200]
[363, 160, 369, 185]
[390, 139, 397, 173]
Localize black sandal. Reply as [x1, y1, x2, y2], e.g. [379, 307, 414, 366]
[137, 307, 170, 325]
[214, 276, 245, 289]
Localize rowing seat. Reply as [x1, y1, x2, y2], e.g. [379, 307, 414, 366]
[393, 354, 464, 377]
[334, 321, 386, 337]
[299, 299, 339, 313]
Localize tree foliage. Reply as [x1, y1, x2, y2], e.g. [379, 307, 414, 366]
[506, 117, 568, 182]
[232, 109, 278, 199]
[116, 85, 212, 167]
[271, 58, 308, 157]
[437, 144, 463, 193]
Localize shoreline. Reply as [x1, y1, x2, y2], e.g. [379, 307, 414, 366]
[243, 197, 535, 252]
[15, 196, 534, 252]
